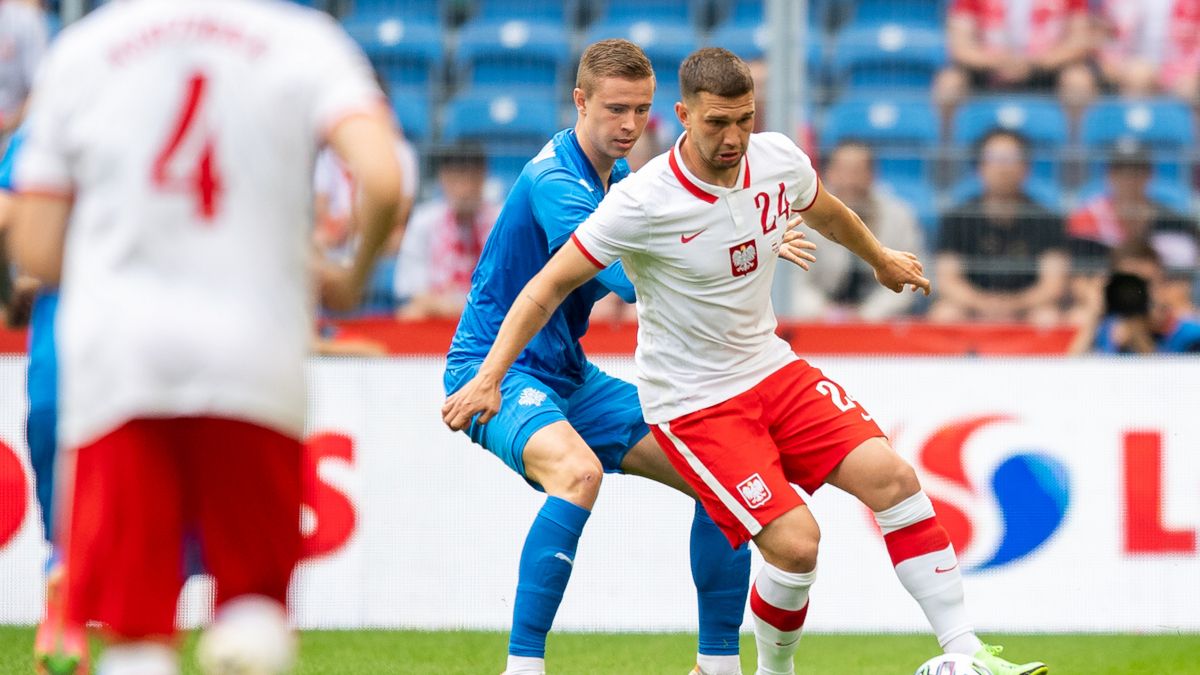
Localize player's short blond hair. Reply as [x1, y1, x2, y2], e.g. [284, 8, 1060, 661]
[576, 39, 655, 97]
[679, 47, 754, 101]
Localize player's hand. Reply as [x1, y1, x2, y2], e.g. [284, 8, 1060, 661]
[872, 248, 931, 295]
[317, 262, 366, 313]
[442, 374, 502, 431]
[779, 215, 817, 271]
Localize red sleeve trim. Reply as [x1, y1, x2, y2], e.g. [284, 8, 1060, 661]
[795, 178, 821, 213]
[570, 233, 606, 269]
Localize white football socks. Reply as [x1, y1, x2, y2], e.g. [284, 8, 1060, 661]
[96, 642, 178, 675]
[875, 492, 983, 655]
[196, 595, 295, 675]
[750, 563, 815, 675]
[505, 654, 546, 674]
[697, 652, 742, 674]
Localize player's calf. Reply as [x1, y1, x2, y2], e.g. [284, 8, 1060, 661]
[747, 507, 820, 675]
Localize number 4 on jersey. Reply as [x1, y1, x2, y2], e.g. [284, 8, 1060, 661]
[152, 72, 223, 221]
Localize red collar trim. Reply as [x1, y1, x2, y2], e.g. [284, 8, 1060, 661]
[668, 139, 751, 204]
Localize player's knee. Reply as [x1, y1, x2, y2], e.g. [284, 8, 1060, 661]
[758, 522, 820, 573]
[543, 454, 604, 507]
[874, 460, 922, 509]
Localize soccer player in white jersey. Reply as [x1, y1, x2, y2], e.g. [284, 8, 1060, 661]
[10, 2, 405, 673]
[444, 48, 1049, 675]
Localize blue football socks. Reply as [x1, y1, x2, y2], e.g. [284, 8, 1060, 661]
[690, 500, 751, 656]
[508, 496, 591, 658]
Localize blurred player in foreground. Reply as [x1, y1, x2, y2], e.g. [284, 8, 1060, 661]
[1, 129, 88, 674]
[444, 48, 1048, 675]
[442, 39, 816, 675]
[11, 1, 405, 673]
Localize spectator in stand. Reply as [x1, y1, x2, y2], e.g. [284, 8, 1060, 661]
[0, 0, 49, 136]
[1066, 140, 1198, 321]
[934, 0, 1097, 121]
[1069, 242, 1200, 353]
[394, 143, 499, 320]
[931, 129, 1069, 324]
[790, 141, 926, 320]
[1097, 0, 1200, 100]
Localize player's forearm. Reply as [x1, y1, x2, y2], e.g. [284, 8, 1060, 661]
[11, 194, 69, 284]
[476, 275, 573, 384]
[817, 209, 886, 270]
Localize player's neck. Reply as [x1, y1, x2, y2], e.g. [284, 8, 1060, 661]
[574, 125, 616, 190]
[680, 135, 738, 188]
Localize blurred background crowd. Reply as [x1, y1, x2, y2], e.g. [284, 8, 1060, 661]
[4, 0, 1200, 355]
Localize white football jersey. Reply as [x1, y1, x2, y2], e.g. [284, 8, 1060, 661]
[16, 0, 384, 448]
[573, 132, 819, 424]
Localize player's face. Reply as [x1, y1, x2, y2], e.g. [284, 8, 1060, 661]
[678, 91, 756, 173]
[575, 76, 655, 161]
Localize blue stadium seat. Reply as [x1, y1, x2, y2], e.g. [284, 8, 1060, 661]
[1081, 98, 1196, 185]
[832, 24, 945, 91]
[390, 87, 431, 142]
[472, 0, 572, 23]
[876, 177, 939, 240]
[709, 22, 823, 77]
[443, 90, 562, 144]
[953, 97, 1069, 186]
[848, 0, 944, 28]
[457, 18, 571, 89]
[653, 92, 684, 137]
[342, 15, 443, 88]
[719, 0, 828, 30]
[821, 95, 939, 180]
[586, 21, 698, 90]
[600, 0, 696, 24]
[948, 175, 1063, 213]
[347, 0, 441, 24]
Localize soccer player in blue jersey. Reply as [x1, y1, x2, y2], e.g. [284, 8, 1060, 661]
[445, 40, 763, 675]
[0, 131, 86, 674]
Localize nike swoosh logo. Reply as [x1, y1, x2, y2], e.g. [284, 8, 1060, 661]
[935, 563, 959, 574]
[680, 229, 707, 244]
[554, 552, 574, 567]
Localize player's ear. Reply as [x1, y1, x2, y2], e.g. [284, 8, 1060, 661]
[675, 100, 688, 129]
[573, 88, 587, 114]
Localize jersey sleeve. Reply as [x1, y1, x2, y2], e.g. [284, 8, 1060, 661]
[303, 17, 386, 141]
[0, 131, 25, 193]
[571, 180, 647, 269]
[529, 168, 601, 252]
[15, 43, 73, 196]
[784, 138, 820, 212]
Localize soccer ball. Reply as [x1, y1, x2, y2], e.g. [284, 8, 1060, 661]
[914, 654, 993, 675]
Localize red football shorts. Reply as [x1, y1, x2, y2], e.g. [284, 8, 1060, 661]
[60, 417, 302, 639]
[651, 359, 885, 547]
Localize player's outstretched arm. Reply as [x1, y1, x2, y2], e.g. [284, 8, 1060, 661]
[441, 240, 602, 431]
[11, 193, 69, 285]
[321, 112, 407, 311]
[800, 180, 930, 295]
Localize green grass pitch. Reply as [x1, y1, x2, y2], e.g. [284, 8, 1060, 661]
[1, 628, 1196, 673]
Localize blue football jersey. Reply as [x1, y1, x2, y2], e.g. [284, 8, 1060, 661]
[446, 128, 635, 396]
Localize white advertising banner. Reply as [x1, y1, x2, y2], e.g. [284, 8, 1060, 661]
[0, 356, 1196, 633]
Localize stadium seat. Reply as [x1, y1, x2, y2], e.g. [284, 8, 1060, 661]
[599, 0, 697, 24]
[831, 23, 945, 91]
[342, 15, 443, 88]
[876, 176, 940, 241]
[471, 0, 572, 23]
[1081, 98, 1196, 185]
[457, 18, 571, 89]
[847, 0, 944, 28]
[952, 96, 1069, 186]
[718, 0, 828, 31]
[347, 0, 441, 24]
[442, 90, 562, 145]
[948, 175, 1063, 214]
[390, 87, 431, 142]
[709, 22, 823, 78]
[821, 94, 939, 180]
[586, 21, 698, 91]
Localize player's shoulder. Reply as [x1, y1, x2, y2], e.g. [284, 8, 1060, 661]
[750, 132, 805, 159]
